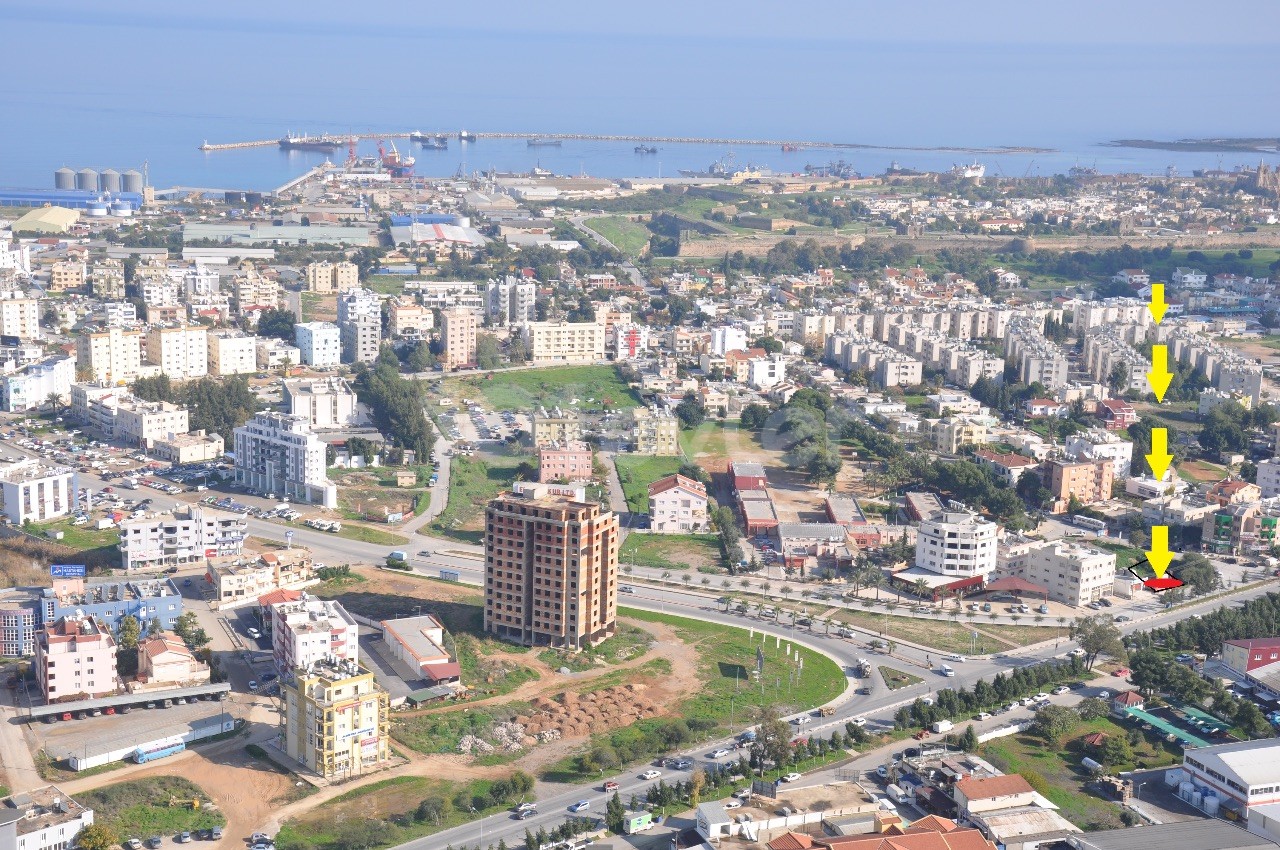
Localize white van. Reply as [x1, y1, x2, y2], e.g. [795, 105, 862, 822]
[939, 664, 956, 677]
[944, 654, 966, 663]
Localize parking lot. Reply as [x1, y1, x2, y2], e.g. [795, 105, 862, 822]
[34, 696, 230, 762]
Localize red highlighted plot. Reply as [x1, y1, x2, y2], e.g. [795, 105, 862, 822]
[1143, 577, 1184, 592]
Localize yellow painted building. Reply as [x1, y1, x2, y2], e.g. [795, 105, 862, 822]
[283, 658, 391, 779]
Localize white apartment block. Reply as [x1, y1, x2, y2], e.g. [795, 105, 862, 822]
[256, 337, 301, 370]
[748, 354, 787, 389]
[269, 597, 359, 674]
[1065, 429, 1135, 479]
[71, 385, 190, 448]
[140, 279, 179, 306]
[146, 325, 209, 380]
[0, 785, 96, 850]
[337, 288, 381, 324]
[284, 377, 359, 427]
[118, 505, 246, 571]
[340, 316, 381, 364]
[0, 460, 74, 524]
[208, 330, 259, 376]
[0, 240, 31, 274]
[295, 322, 341, 367]
[615, 323, 650, 361]
[0, 298, 40, 340]
[233, 412, 337, 507]
[1082, 328, 1149, 394]
[101, 302, 137, 327]
[1162, 325, 1265, 405]
[824, 333, 924, 388]
[0, 355, 75, 412]
[524, 320, 606, 364]
[441, 308, 478, 370]
[36, 615, 116, 700]
[1006, 317, 1070, 389]
[305, 261, 359, 293]
[1257, 458, 1280, 499]
[76, 328, 143, 384]
[914, 511, 998, 579]
[181, 264, 219, 298]
[388, 302, 433, 337]
[1070, 297, 1153, 332]
[711, 326, 748, 355]
[1003, 540, 1116, 606]
[485, 276, 537, 326]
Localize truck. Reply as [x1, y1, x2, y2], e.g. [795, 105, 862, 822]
[885, 784, 910, 805]
[737, 729, 757, 745]
[440, 569, 461, 582]
[133, 736, 186, 763]
[931, 719, 954, 734]
[387, 551, 407, 565]
[818, 706, 836, 717]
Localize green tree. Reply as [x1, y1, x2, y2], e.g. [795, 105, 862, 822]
[475, 335, 503, 370]
[740, 403, 772, 431]
[1032, 704, 1079, 744]
[117, 614, 141, 650]
[1175, 553, 1219, 595]
[750, 707, 793, 774]
[1075, 697, 1109, 721]
[959, 724, 979, 752]
[676, 393, 707, 429]
[76, 824, 119, 850]
[257, 306, 297, 341]
[1097, 735, 1133, 767]
[1072, 615, 1126, 669]
[605, 791, 625, 833]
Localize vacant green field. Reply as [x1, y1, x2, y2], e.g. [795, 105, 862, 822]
[613, 454, 686, 512]
[443, 364, 641, 412]
[79, 777, 226, 839]
[585, 216, 651, 256]
[979, 716, 1183, 831]
[680, 421, 764, 461]
[828, 608, 1063, 653]
[619, 532, 722, 571]
[1093, 540, 1146, 571]
[33, 519, 118, 550]
[363, 274, 410, 295]
[428, 452, 534, 543]
[332, 523, 409, 546]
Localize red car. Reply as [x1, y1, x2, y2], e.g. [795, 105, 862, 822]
[604, 781, 619, 792]
[1112, 668, 1130, 677]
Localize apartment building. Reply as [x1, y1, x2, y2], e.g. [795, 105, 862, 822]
[914, 511, 999, 580]
[1001, 541, 1116, 606]
[1065, 429, 1135, 478]
[538, 440, 593, 483]
[233, 271, 282, 313]
[38, 576, 183, 636]
[207, 549, 314, 605]
[615, 323, 650, 361]
[118, 505, 246, 571]
[484, 482, 619, 649]
[441, 307, 478, 370]
[48, 260, 85, 293]
[36, 615, 117, 701]
[1070, 297, 1152, 332]
[207, 330, 258, 376]
[1005, 317, 1070, 389]
[77, 327, 143, 384]
[632, 406, 681, 456]
[0, 298, 41, 340]
[295, 321, 341, 367]
[0, 355, 75, 412]
[523, 320, 607, 364]
[256, 337, 301, 370]
[305, 260, 359, 293]
[748, 354, 787, 389]
[284, 377, 359, 427]
[647, 474, 710, 534]
[1163, 325, 1264, 405]
[1046, 458, 1114, 513]
[0, 785, 96, 850]
[823, 333, 924, 388]
[145, 325, 209, 381]
[283, 657, 390, 779]
[152, 430, 224, 464]
[973, 449, 1037, 486]
[116, 399, 189, 449]
[269, 597, 359, 674]
[0, 601, 37, 657]
[233, 412, 338, 507]
[485, 275, 537, 326]
[1257, 459, 1280, 499]
[1082, 328, 1149, 394]
[340, 315, 381, 364]
[932, 416, 990, 455]
[711, 326, 749, 356]
[0, 460, 74, 524]
[388, 302, 433, 338]
[531, 406, 582, 447]
[89, 258, 126, 299]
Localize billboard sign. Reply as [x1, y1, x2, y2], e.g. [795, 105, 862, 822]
[50, 564, 86, 578]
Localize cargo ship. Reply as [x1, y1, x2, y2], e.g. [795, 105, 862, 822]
[950, 161, 986, 179]
[278, 133, 341, 151]
[635, 145, 658, 154]
[527, 138, 562, 147]
[458, 130, 477, 142]
[411, 132, 448, 150]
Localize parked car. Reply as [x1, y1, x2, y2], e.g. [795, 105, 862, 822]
[974, 712, 991, 721]
[723, 800, 742, 810]
[781, 772, 802, 782]
[178, 832, 192, 844]
[710, 749, 731, 759]
[568, 800, 590, 813]
[640, 770, 661, 780]
[850, 716, 867, 727]
[248, 680, 259, 691]
[1052, 685, 1070, 695]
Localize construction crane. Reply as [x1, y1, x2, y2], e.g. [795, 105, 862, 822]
[345, 136, 358, 167]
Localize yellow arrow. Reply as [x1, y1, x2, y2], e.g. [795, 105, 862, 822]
[1146, 525, 1174, 579]
[1148, 283, 1168, 324]
[1147, 344, 1173, 403]
[1145, 427, 1173, 481]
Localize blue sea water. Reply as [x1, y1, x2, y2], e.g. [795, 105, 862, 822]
[1, 5, 1276, 191]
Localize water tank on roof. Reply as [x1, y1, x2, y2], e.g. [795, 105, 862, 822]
[86, 200, 108, 217]
[75, 168, 98, 191]
[1204, 795, 1220, 816]
[54, 167, 76, 190]
[98, 168, 121, 193]
[122, 169, 143, 193]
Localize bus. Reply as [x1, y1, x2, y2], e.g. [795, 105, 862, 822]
[133, 736, 186, 763]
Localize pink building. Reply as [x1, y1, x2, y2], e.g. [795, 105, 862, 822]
[36, 615, 117, 701]
[269, 597, 359, 674]
[538, 440, 593, 483]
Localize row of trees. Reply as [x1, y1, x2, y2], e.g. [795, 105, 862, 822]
[133, 374, 261, 441]
[352, 361, 436, 460]
[1126, 649, 1273, 738]
[1127, 591, 1280, 657]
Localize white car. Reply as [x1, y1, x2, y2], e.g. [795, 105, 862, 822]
[1034, 692, 1051, 702]
[247, 628, 261, 639]
[1068, 648, 1086, 657]
[850, 716, 867, 727]
[975, 712, 991, 721]
[782, 772, 802, 783]
[710, 749, 731, 759]
[1098, 689, 1111, 699]
[733, 788, 752, 799]
[792, 715, 810, 725]
[1052, 685, 1070, 695]
[640, 770, 661, 780]
[723, 800, 742, 810]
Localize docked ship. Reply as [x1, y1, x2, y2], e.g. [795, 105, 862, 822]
[781, 143, 802, 152]
[804, 160, 860, 179]
[679, 157, 735, 178]
[634, 145, 658, 154]
[411, 131, 448, 149]
[458, 130, 477, 142]
[279, 133, 341, 151]
[950, 161, 986, 179]
[527, 138, 562, 147]
[885, 160, 925, 177]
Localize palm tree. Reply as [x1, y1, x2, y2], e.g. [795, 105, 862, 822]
[911, 578, 932, 604]
[45, 392, 64, 413]
[865, 569, 885, 601]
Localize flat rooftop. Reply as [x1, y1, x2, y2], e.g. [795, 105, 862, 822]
[0, 785, 88, 836]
